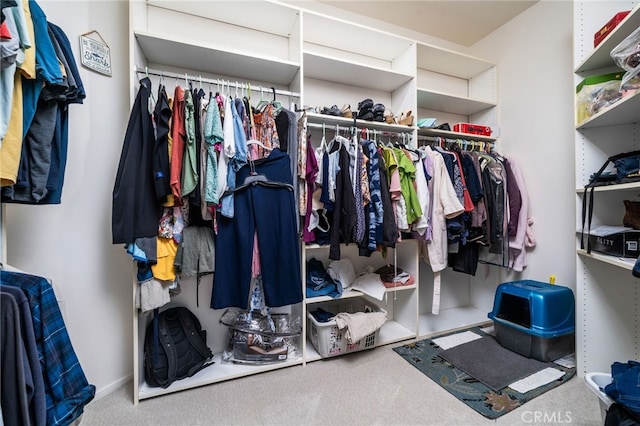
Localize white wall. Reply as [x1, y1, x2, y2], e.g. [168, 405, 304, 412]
[5, 0, 134, 399]
[472, 0, 576, 289]
[4, 0, 577, 399]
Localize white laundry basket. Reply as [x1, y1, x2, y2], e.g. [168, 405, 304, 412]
[585, 372, 614, 424]
[307, 298, 385, 358]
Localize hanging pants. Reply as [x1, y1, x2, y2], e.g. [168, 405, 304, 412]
[211, 149, 303, 309]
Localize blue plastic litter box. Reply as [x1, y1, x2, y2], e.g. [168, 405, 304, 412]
[488, 280, 575, 362]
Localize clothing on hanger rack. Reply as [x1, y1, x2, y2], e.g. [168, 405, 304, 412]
[305, 122, 413, 140]
[135, 67, 300, 100]
[417, 135, 493, 152]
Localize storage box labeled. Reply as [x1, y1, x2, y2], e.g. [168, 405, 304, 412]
[587, 225, 640, 258]
[307, 298, 385, 358]
[488, 280, 575, 362]
[594, 11, 631, 47]
[453, 122, 492, 136]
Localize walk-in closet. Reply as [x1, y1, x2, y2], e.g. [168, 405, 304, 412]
[4, 0, 593, 418]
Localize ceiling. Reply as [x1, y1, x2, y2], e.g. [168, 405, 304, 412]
[316, 0, 539, 47]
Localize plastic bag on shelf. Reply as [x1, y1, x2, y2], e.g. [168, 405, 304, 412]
[219, 309, 301, 364]
[611, 26, 640, 91]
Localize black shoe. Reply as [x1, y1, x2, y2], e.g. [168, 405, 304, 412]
[372, 103, 386, 122]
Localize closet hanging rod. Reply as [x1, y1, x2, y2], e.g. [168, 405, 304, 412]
[417, 135, 494, 149]
[134, 67, 300, 99]
[306, 122, 413, 138]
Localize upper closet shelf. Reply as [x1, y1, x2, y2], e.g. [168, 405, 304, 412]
[135, 32, 300, 86]
[417, 43, 495, 79]
[576, 89, 640, 129]
[303, 52, 413, 92]
[417, 88, 496, 116]
[146, 0, 300, 38]
[575, 4, 640, 73]
[302, 10, 414, 67]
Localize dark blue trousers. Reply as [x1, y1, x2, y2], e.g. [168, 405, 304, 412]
[211, 149, 302, 309]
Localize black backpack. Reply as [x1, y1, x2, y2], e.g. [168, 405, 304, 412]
[144, 306, 214, 388]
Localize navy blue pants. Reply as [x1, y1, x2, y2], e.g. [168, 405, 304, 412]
[211, 149, 302, 309]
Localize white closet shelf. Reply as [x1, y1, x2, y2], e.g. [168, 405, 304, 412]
[303, 52, 413, 92]
[575, 4, 640, 73]
[417, 43, 495, 80]
[138, 352, 304, 400]
[304, 113, 414, 133]
[576, 181, 640, 193]
[306, 290, 365, 304]
[302, 11, 413, 64]
[417, 88, 496, 116]
[417, 128, 496, 143]
[146, 0, 300, 38]
[576, 90, 640, 129]
[577, 248, 635, 271]
[418, 306, 490, 338]
[135, 32, 300, 86]
[305, 286, 416, 305]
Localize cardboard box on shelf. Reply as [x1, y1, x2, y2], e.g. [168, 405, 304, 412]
[587, 225, 640, 258]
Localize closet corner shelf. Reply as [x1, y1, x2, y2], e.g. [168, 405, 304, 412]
[574, 4, 640, 73]
[417, 43, 495, 79]
[576, 90, 640, 130]
[417, 88, 496, 116]
[302, 51, 413, 92]
[417, 128, 496, 143]
[305, 113, 415, 134]
[134, 31, 300, 86]
[577, 248, 634, 271]
[575, 181, 640, 193]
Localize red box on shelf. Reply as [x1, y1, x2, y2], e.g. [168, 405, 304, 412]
[594, 11, 631, 48]
[453, 122, 492, 137]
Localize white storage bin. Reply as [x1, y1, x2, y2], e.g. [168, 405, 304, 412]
[585, 372, 614, 424]
[307, 298, 385, 358]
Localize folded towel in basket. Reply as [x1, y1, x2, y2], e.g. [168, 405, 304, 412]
[334, 311, 386, 344]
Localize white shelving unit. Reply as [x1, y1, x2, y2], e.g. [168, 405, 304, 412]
[128, 0, 501, 404]
[574, 1, 640, 377]
[415, 43, 498, 143]
[303, 241, 419, 362]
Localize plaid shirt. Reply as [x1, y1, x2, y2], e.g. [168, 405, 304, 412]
[1, 271, 95, 426]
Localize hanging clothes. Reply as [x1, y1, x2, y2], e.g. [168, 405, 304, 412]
[211, 148, 302, 309]
[169, 85, 186, 203]
[1, 4, 84, 205]
[1, 270, 95, 426]
[112, 77, 161, 244]
[153, 84, 172, 205]
[1, 284, 46, 426]
[421, 146, 464, 315]
[505, 156, 535, 271]
[328, 142, 357, 260]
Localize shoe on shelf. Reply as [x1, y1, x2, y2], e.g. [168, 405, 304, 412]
[398, 110, 414, 126]
[372, 103, 386, 122]
[342, 104, 353, 118]
[384, 108, 397, 124]
[356, 98, 374, 120]
[321, 105, 342, 116]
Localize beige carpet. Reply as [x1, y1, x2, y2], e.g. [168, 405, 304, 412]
[80, 344, 602, 426]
